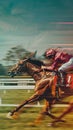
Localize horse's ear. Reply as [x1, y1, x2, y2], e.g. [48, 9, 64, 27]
[34, 50, 37, 56]
[21, 51, 37, 63]
[28, 51, 37, 59]
[22, 58, 28, 63]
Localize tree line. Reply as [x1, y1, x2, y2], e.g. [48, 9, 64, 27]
[0, 45, 34, 76]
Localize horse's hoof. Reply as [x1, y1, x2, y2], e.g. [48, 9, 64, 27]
[47, 123, 52, 127]
[48, 122, 57, 127]
[7, 112, 14, 119]
[7, 112, 19, 119]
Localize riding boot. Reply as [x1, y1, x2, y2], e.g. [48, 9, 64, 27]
[59, 70, 66, 87]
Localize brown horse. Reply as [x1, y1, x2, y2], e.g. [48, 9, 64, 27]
[7, 58, 73, 126]
[7, 57, 59, 125]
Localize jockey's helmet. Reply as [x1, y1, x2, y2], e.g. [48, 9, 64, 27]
[45, 49, 56, 58]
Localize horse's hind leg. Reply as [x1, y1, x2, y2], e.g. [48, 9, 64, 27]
[34, 99, 58, 125]
[34, 99, 65, 125]
[51, 102, 73, 126]
[33, 100, 49, 124]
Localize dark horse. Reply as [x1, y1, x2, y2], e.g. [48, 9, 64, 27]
[7, 57, 58, 125]
[7, 57, 73, 126]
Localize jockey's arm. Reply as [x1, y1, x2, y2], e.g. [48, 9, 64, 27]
[41, 60, 58, 71]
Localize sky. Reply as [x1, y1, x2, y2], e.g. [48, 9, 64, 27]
[0, 0, 73, 65]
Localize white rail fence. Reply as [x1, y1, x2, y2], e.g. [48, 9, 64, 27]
[0, 78, 39, 107]
[0, 78, 35, 90]
[0, 78, 68, 108]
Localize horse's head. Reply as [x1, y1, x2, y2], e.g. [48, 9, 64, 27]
[8, 52, 37, 78]
[8, 51, 44, 78]
[8, 58, 28, 77]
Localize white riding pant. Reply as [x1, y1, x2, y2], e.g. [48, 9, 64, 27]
[58, 58, 73, 71]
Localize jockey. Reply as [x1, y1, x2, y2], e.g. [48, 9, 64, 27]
[41, 48, 73, 86]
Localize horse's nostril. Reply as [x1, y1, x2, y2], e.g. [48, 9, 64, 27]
[8, 71, 15, 78]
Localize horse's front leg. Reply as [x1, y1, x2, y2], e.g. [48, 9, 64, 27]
[7, 93, 41, 119]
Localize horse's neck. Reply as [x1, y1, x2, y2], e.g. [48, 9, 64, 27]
[26, 62, 42, 81]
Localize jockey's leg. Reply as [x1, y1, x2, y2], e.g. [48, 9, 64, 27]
[58, 58, 73, 86]
[58, 70, 66, 87]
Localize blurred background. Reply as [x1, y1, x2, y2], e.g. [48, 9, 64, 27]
[0, 0, 73, 75]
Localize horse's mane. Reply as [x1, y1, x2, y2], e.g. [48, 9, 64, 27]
[28, 58, 44, 67]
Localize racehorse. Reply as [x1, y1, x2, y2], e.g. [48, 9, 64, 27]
[7, 57, 73, 126]
[7, 57, 59, 125]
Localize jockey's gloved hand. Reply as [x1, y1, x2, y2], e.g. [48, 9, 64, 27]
[35, 69, 41, 74]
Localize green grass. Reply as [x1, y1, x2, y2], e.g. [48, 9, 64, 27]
[0, 107, 73, 130]
[0, 89, 34, 104]
[0, 89, 73, 130]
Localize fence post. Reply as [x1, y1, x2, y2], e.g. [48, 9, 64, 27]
[0, 97, 2, 105]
